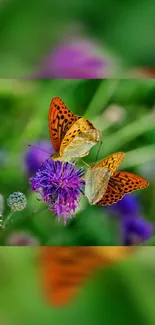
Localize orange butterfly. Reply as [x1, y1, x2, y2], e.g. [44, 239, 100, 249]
[39, 246, 135, 307]
[48, 97, 102, 161]
[85, 152, 149, 206]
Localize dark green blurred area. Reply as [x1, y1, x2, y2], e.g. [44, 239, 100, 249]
[0, 79, 155, 246]
[0, 247, 155, 325]
[0, 0, 155, 76]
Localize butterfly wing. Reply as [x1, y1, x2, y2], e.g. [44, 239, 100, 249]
[85, 167, 111, 205]
[60, 117, 102, 160]
[97, 171, 149, 206]
[94, 152, 125, 175]
[48, 97, 80, 152]
[39, 247, 103, 306]
[92, 246, 135, 262]
[85, 153, 125, 205]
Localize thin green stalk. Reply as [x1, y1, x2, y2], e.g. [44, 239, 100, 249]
[3, 212, 14, 229]
[98, 110, 155, 157]
[120, 145, 155, 169]
[84, 79, 120, 119]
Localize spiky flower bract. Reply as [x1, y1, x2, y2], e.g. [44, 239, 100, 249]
[7, 192, 27, 211]
[29, 159, 85, 225]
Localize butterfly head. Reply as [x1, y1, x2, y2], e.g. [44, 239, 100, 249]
[51, 152, 62, 161]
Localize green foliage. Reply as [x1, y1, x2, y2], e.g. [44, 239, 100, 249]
[0, 247, 155, 325]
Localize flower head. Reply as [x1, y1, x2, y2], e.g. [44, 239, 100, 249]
[34, 38, 110, 79]
[122, 216, 154, 246]
[29, 159, 85, 225]
[24, 140, 55, 176]
[7, 231, 39, 246]
[7, 192, 27, 212]
[105, 194, 153, 245]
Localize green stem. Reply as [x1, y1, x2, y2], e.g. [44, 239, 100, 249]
[84, 80, 120, 119]
[121, 144, 155, 168]
[98, 110, 155, 157]
[3, 211, 14, 229]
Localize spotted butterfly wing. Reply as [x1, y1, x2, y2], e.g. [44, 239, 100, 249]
[48, 97, 79, 152]
[39, 247, 103, 306]
[85, 152, 125, 205]
[39, 247, 136, 307]
[60, 118, 102, 160]
[94, 152, 125, 175]
[49, 97, 102, 161]
[96, 171, 149, 206]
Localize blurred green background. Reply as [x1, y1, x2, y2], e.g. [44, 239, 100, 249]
[0, 247, 155, 325]
[0, 0, 155, 77]
[0, 78, 155, 246]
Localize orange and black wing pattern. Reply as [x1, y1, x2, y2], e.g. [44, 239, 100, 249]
[48, 97, 79, 152]
[97, 171, 149, 206]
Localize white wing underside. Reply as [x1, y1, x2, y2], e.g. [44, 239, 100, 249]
[62, 129, 102, 160]
[85, 167, 111, 205]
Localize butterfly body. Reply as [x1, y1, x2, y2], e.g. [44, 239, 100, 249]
[85, 152, 149, 206]
[49, 97, 102, 161]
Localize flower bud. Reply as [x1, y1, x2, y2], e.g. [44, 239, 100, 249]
[7, 192, 27, 211]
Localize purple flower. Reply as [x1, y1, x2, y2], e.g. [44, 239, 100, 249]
[29, 159, 85, 225]
[105, 194, 154, 245]
[7, 231, 39, 246]
[106, 194, 141, 218]
[122, 216, 154, 246]
[34, 38, 108, 79]
[24, 140, 55, 176]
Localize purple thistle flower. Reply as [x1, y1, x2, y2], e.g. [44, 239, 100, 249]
[106, 194, 141, 218]
[122, 216, 154, 246]
[33, 38, 109, 79]
[29, 159, 85, 225]
[7, 231, 39, 246]
[24, 140, 55, 176]
[105, 194, 154, 245]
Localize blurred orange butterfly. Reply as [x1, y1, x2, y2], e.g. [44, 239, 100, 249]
[48, 97, 102, 161]
[85, 152, 149, 206]
[39, 246, 135, 307]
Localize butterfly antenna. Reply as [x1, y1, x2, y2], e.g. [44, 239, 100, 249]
[95, 141, 103, 163]
[28, 144, 51, 155]
[81, 159, 90, 167]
